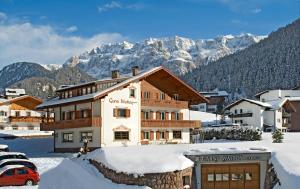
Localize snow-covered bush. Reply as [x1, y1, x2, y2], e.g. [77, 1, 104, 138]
[272, 129, 284, 143]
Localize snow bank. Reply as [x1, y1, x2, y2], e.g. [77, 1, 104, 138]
[87, 145, 194, 175]
[0, 130, 53, 138]
[39, 159, 149, 189]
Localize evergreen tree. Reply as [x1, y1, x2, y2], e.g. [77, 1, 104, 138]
[272, 130, 284, 143]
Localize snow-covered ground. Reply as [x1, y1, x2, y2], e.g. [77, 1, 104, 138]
[0, 133, 300, 188]
[0, 130, 53, 138]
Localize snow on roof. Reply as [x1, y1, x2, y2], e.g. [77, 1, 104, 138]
[225, 98, 271, 110]
[287, 97, 300, 101]
[5, 88, 26, 96]
[0, 165, 25, 175]
[185, 147, 269, 156]
[0, 158, 32, 164]
[87, 146, 194, 175]
[266, 99, 288, 110]
[37, 66, 163, 108]
[0, 144, 8, 149]
[0, 152, 26, 156]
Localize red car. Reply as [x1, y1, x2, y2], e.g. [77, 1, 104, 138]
[0, 165, 40, 186]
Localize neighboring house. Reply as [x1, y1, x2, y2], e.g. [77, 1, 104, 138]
[4, 88, 26, 99]
[37, 66, 208, 152]
[191, 90, 228, 113]
[0, 95, 43, 130]
[255, 89, 300, 132]
[225, 98, 295, 132]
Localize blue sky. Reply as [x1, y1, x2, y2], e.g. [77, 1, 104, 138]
[0, 0, 298, 66]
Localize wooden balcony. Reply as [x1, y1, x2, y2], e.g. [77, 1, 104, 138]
[141, 99, 188, 109]
[40, 117, 101, 131]
[141, 119, 201, 128]
[9, 116, 42, 123]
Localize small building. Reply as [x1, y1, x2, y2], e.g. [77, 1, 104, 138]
[0, 95, 43, 130]
[4, 88, 26, 99]
[192, 90, 228, 113]
[37, 66, 208, 152]
[185, 148, 271, 189]
[225, 98, 295, 131]
[255, 89, 300, 131]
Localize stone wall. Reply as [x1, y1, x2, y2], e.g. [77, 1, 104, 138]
[89, 159, 192, 189]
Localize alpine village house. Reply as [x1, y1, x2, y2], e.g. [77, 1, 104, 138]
[37, 66, 208, 152]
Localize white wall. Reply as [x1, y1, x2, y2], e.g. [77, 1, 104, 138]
[101, 82, 141, 147]
[229, 101, 264, 129]
[260, 90, 300, 101]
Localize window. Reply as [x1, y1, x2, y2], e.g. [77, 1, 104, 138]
[114, 131, 129, 140]
[92, 86, 96, 93]
[175, 112, 180, 120]
[222, 173, 229, 181]
[174, 94, 179, 101]
[114, 108, 130, 118]
[4, 169, 14, 176]
[173, 131, 182, 139]
[0, 111, 7, 116]
[234, 109, 237, 114]
[87, 87, 91, 94]
[17, 169, 28, 175]
[69, 91, 73, 98]
[12, 125, 18, 130]
[143, 91, 150, 99]
[207, 174, 214, 181]
[81, 110, 89, 118]
[277, 118, 281, 123]
[240, 109, 243, 113]
[182, 176, 190, 187]
[0, 126, 4, 130]
[62, 133, 73, 143]
[65, 91, 68, 98]
[144, 131, 150, 140]
[82, 88, 86, 95]
[144, 111, 150, 120]
[245, 173, 252, 181]
[129, 88, 136, 98]
[15, 111, 20, 117]
[231, 173, 243, 181]
[78, 89, 82, 96]
[67, 111, 75, 120]
[160, 112, 165, 120]
[27, 125, 34, 130]
[26, 111, 31, 117]
[160, 93, 165, 100]
[215, 174, 222, 181]
[160, 131, 165, 139]
[81, 131, 93, 142]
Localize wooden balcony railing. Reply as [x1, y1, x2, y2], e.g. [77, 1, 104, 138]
[40, 117, 101, 131]
[141, 99, 188, 109]
[141, 119, 201, 128]
[9, 116, 42, 123]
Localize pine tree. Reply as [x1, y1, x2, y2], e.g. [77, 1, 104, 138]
[272, 130, 284, 143]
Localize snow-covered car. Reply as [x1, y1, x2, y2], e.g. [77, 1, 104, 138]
[0, 165, 40, 186]
[0, 152, 28, 161]
[0, 145, 9, 152]
[0, 159, 37, 171]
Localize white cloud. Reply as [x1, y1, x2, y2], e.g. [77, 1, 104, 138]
[0, 12, 7, 23]
[98, 1, 143, 13]
[216, 0, 263, 14]
[66, 25, 78, 33]
[0, 22, 126, 67]
[251, 8, 262, 14]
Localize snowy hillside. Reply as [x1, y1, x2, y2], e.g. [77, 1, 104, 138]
[41, 64, 62, 71]
[64, 34, 265, 78]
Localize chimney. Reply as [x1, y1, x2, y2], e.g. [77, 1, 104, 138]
[132, 66, 139, 76]
[111, 70, 120, 79]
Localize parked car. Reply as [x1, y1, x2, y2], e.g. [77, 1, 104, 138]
[0, 159, 37, 172]
[0, 152, 28, 161]
[0, 145, 9, 152]
[0, 165, 40, 186]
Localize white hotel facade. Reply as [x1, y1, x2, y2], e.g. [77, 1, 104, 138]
[38, 66, 208, 152]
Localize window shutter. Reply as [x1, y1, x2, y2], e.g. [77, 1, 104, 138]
[141, 110, 144, 120]
[165, 131, 169, 140]
[171, 112, 175, 120]
[156, 112, 160, 120]
[150, 111, 154, 119]
[141, 131, 144, 140]
[156, 131, 160, 140]
[126, 109, 130, 117]
[150, 131, 154, 140]
[165, 112, 169, 120]
[180, 113, 183, 120]
[113, 108, 118, 117]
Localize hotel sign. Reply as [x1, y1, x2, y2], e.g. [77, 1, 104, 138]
[109, 98, 137, 105]
[186, 152, 271, 163]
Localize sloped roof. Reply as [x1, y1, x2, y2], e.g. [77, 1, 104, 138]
[254, 90, 269, 98]
[225, 98, 271, 110]
[0, 95, 42, 106]
[37, 66, 208, 109]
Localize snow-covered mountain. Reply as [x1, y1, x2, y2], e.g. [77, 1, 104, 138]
[41, 64, 62, 71]
[64, 34, 266, 78]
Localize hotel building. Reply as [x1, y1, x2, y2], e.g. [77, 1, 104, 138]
[37, 66, 208, 152]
